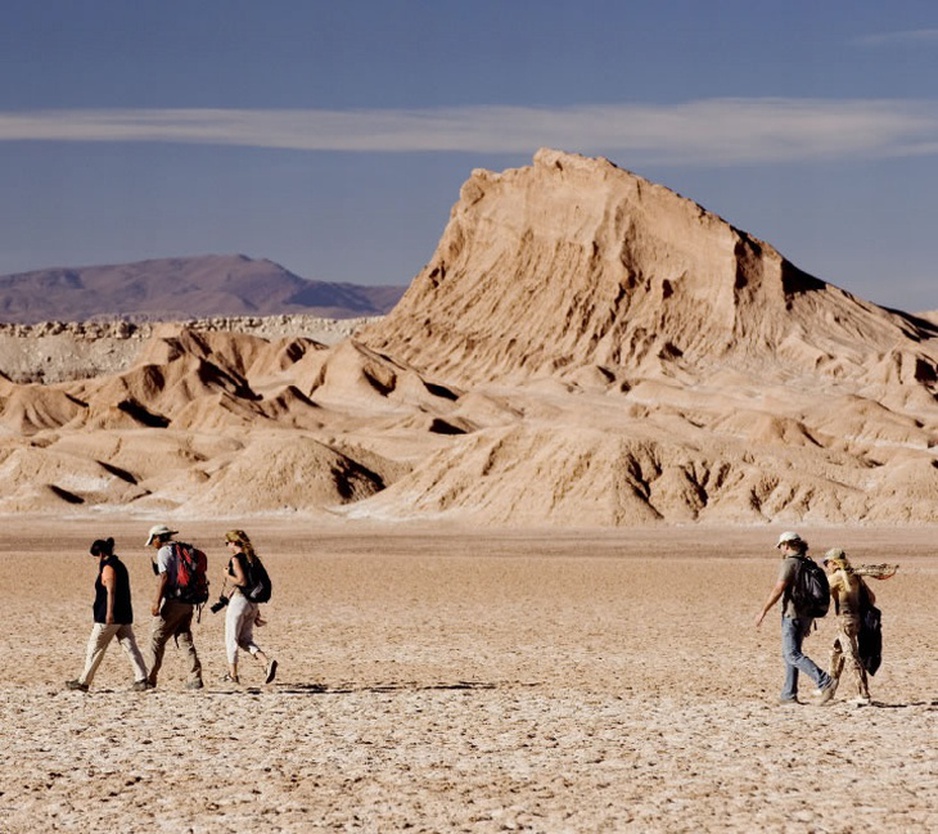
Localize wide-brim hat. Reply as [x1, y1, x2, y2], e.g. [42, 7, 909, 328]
[145, 524, 177, 546]
[775, 531, 802, 549]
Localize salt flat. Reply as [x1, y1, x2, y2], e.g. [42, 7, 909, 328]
[3, 520, 936, 833]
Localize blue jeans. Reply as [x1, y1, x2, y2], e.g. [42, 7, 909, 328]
[781, 615, 831, 701]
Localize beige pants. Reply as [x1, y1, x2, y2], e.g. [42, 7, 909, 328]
[148, 599, 203, 686]
[77, 622, 148, 687]
[829, 616, 869, 699]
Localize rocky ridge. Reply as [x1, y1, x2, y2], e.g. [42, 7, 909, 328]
[0, 150, 935, 525]
[0, 315, 378, 384]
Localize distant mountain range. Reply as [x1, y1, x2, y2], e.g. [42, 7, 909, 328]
[0, 254, 407, 323]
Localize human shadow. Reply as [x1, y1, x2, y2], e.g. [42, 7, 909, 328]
[276, 680, 499, 696]
[860, 699, 938, 709]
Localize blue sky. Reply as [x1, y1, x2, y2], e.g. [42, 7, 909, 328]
[1, 1, 936, 312]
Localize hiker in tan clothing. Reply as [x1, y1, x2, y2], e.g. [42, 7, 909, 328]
[823, 549, 897, 706]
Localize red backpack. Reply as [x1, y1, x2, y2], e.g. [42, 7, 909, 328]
[172, 542, 210, 606]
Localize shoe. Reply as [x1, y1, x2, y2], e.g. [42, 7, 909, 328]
[131, 680, 151, 692]
[815, 678, 838, 705]
[65, 679, 89, 692]
[777, 697, 801, 706]
[221, 673, 240, 684]
[848, 695, 871, 706]
[186, 679, 204, 690]
[265, 659, 278, 684]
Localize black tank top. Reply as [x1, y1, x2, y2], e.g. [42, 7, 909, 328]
[93, 555, 134, 624]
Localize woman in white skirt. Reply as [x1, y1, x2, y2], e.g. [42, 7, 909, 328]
[220, 529, 277, 685]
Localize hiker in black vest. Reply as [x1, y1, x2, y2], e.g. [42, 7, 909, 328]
[755, 531, 837, 706]
[66, 537, 149, 692]
[218, 529, 277, 686]
[145, 524, 204, 691]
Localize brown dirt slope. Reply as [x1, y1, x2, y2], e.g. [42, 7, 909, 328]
[0, 151, 935, 524]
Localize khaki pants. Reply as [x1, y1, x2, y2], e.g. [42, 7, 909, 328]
[148, 599, 203, 687]
[829, 616, 869, 699]
[78, 622, 148, 687]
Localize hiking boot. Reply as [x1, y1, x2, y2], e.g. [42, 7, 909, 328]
[777, 697, 801, 706]
[131, 680, 151, 692]
[65, 679, 89, 692]
[185, 679, 204, 690]
[265, 659, 278, 684]
[848, 694, 871, 706]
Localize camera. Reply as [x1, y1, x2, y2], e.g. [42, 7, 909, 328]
[210, 595, 229, 614]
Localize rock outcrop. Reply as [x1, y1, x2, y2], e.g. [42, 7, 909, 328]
[0, 150, 935, 524]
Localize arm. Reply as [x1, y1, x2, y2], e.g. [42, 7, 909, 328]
[101, 564, 117, 624]
[228, 554, 247, 589]
[755, 579, 787, 627]
[151, 559, 169, 617]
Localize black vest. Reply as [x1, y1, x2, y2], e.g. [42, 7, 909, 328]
[93, 555, 134, 624]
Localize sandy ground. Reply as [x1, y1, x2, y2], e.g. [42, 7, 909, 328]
[1, 519, 936, 833]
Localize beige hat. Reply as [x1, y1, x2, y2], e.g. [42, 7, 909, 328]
[145, 524, 177, 546]
[823, 548, 847, 564]
[775, 531, 802, 549]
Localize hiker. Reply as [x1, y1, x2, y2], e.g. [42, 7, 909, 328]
[823, 548, 895, 706]
[66, 537, 149, 692]
[754, 531, 837, 706]
[145, 524, 204, 690]
[218, 529, 277, 685]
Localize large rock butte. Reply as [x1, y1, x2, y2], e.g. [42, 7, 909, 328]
[0, 149, 936, 525]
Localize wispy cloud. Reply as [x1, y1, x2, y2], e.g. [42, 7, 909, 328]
[854, 28, 938, 46]
[1, 99, 937, 165]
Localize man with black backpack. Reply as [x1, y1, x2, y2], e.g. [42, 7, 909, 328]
[754, 531, 837, 706]
[145, 524, 206, 691]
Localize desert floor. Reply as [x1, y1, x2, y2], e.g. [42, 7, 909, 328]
[1, 519, 936, 833]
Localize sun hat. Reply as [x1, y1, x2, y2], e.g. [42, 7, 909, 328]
[145, 524, 177, 546]
[775, 531, 803, 549]
[823, 547, 847, 564]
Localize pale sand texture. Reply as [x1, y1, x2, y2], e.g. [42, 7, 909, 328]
[2, 520, 936, 832]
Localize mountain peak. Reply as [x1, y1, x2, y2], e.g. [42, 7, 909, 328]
[362, 149, 935, 393]
[0, 254, 405, 323]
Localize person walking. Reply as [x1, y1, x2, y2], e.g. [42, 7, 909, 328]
[219, 529, 277, 685]
[755, 531, 837, 706]
[66, 537, 149, 692]
[145, 524, 204, 690]
[823, 548, 896, 706]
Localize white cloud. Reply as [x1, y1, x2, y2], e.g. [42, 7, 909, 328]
[1, 99, 938, 165]
[854, 28, 938, 46]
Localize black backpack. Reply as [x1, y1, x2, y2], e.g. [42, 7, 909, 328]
[857, 580, 882, 675]
[245, 557, 272, 604]
[789, 555, 830, 618]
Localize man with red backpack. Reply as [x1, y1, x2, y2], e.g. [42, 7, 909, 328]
[145, 524, 206, 691]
